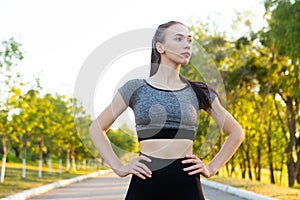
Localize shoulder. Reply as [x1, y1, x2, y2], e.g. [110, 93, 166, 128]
[119, 78, 145, 89]
[117, 79, 145, 107]
[125, 78, 145, 85]
[117, 78, 145, 93]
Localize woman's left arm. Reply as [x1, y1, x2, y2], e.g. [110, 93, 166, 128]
[206, 97, 244, 176]
[182, 97, 244, 177]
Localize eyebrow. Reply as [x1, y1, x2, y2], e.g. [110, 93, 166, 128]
[175, 33, 192, 38]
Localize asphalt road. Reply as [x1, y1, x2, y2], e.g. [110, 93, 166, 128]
[29, 172, 246, 200]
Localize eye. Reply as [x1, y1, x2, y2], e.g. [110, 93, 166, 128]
[175, 37, 182, 41]
[187, 39, 193, 43]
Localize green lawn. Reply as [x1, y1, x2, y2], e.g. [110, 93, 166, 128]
[209, 175, 300, 200]
[0, 162, 105, 198]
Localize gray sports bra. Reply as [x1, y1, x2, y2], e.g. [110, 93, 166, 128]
[117, 79, 216, 142]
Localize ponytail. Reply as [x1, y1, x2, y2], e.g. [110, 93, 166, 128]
[150, 39, 160, 76]
[188, 80, 216, 111]
[179, 74, 214, 111]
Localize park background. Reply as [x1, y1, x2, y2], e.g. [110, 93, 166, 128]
[0, 0, 299, 199]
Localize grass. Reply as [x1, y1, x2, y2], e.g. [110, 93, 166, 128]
[209, 175, 300, 200]
[1, 162, 300, 200]
[0, 161, 106, 198]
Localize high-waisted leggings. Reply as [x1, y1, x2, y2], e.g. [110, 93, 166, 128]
[125, 153, 205, 200]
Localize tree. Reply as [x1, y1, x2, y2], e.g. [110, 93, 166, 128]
[10, 89, 40, 178]
[263, 0, 300, 187]
[0, 38, 23, 182]
[187, 14, 293, 187]
[107, 124, 139, 161]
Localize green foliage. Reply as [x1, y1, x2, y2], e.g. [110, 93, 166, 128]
[0, 37, 95, 180]
[262, 0, 300, 187]
[267, 0, 300, 60]
[106, 124, 139, 159]
[185, 5, 299, 186]
[8, 90, 94, 160]
[0, 38, 23, 69]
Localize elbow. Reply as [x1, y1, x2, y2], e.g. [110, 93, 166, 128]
[89, 120, 100, 137]
[228, 125, 244, 145]
[89, 121, 96, 137]
[89, 120, 106, 137]
[89, 124, 93, 134]
[225, 123, 244, 144]
[236, 126, 245, 144]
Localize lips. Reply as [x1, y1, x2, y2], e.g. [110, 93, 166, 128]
[181, 52, 191, 58]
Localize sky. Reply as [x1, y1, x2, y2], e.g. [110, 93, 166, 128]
[0, 0, 266, 119]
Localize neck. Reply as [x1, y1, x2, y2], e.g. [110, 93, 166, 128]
[152, 64, 181, 82]
[152, 56, 181, 82]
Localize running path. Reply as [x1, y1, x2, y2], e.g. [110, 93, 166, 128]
[29, 172, 245, 200]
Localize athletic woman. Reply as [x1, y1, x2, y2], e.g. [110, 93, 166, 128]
[89, 21, 244, 200]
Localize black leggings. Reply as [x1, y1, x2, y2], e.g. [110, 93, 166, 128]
[125, 153, 205, 200]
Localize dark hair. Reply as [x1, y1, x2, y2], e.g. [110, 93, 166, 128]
[150, 21, 214, 111]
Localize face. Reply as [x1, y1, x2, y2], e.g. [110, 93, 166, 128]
[158, 24, 192, 65]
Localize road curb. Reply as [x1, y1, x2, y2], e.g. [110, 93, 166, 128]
[0, 169, 113, 200]
[2, 169, 278, 200]
[202, 179, 278, 200]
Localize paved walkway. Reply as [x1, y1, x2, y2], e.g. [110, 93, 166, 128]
[29, 172, 245, 200]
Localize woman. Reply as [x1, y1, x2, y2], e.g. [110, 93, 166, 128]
[89, 21, 244, 200]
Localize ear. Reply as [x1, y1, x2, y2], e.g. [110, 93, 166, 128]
[156, 42, 165, 54]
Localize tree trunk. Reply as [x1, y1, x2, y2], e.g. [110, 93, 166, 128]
[22, 133, 28, 178]
[274, 95, 289, 186]
[254, 99, 264, 182]
[247, 158, 252, 180]
[297, 165, 300, 184]
[246, 143, 253, 180]
[239, 144, 246, 179]
[47, 147, 52, 175]
[284, 96, 296, 187]
[279, 154, 284, 185]
[12, 146, 20, 159]
[58, 149, 62, 174]
[38, 138, 44, 178]
[267, 118, 275, 184]
[287, 153, 295, 187]
[72, 158, 76, 171]
[71, 147, 76, 171]
[230, 159, 236, 176]
[59, 158, 62, 174]
[38, 160, 42, 178]
[22, 159, 26, 178]
[225, 163, 230, 176]
[48, 158, 52, 175]
[1, 135, 7, 183]
[66, 149, 70, 172]
[241, 159, 246, 179]
[296, 150, 300, 184]
[256, 137, 262, 181]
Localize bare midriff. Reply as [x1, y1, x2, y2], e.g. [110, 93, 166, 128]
[139, 139, 193, 159]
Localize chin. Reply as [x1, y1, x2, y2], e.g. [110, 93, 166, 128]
[180, 59, 190, 65]
[172, 56, 190, 65]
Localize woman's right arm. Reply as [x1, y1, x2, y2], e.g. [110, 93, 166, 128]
[89, 91, 152, 179]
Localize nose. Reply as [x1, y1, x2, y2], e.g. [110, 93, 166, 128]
[184, 39, 191, 50]
[184, 43, 191, 50]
